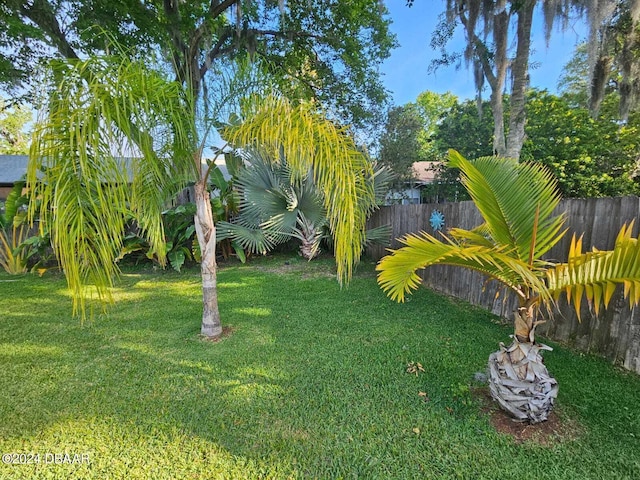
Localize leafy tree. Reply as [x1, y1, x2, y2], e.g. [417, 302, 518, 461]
[0, 0, 395, 129]
[378, 104, 426, 184]
[28, 54, 375, 340]
[521, 89, 640, 198]
[422, 0, 640, 158]
[557, 44, 592, 109]
[375, 91, 458, 203]
[377, 150, 640, 423]
[15, 0, 394, 340]
[427, 88, 640, 200]
[0, 97, 30, 154]
[414, 90, 458, 161]
[432, 99, 495, 161]
[426, 0, 541, 158]
[425, 98, 494, 202]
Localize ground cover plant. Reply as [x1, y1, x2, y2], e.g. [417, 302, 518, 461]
[0, 255, 639, 479]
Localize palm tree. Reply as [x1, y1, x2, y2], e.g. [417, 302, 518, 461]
[377, 150, 640, 423]
[27, 55, 375, 338]
[217, 148, 328, 260]
[217, 147, 394, 260]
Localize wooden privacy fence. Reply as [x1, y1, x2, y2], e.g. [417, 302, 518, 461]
[366, 196, 640, 374]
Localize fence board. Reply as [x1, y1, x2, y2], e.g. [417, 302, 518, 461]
[366, 196, 640, 374]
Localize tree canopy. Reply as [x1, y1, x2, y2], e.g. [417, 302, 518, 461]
[0, 0, 396, 129]
[414, 90, 457, 161]
[521, 89, 640, 198]
[0, 97, 30, 154]
[378, 104, 426, 184]
[407, 87, 640, 200]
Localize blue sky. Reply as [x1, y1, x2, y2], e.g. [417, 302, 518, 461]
[380, 1, 588, 106]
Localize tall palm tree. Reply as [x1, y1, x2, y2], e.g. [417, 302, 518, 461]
[27, 55, 375, 338]
[377, 149, 640, 423]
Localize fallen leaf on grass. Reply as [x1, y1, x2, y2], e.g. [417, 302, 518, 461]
[406, 361, 425, 376]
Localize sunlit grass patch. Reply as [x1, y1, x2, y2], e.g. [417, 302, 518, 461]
[0, 254, 639, 479]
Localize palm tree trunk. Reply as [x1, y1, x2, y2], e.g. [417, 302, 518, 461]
[297, 215, 322, 260]
[194, 180, 222, 338]
[487, 305, 558, 423]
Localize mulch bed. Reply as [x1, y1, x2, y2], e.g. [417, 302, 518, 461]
[473, 387, 583, 445]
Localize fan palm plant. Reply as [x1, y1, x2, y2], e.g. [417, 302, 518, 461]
[218, 147, 394, 260]
[377, 150, 640, 423]
[217, 148, 327, 259]
[27, 54, 375, 338]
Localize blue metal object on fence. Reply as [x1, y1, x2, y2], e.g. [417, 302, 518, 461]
[429, 210, 445, 231]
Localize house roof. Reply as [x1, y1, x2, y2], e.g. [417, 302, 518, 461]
[0, 154, 231, 184]
[0, 155, 29, 184]
[411, 161, 440, 183]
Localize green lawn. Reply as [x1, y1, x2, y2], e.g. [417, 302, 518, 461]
[0, 254, 639, 479]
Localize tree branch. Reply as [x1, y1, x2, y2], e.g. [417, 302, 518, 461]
[163, 0, 187, 54]
[199, 25, 330, 79]
[209, 0, 240, 20]
[200, 27, 236, 79]
[20, 0, 79, 60]
[252, 28, 327, 42]
[458, 9, 497, 90]
[190, 0, 240, 65]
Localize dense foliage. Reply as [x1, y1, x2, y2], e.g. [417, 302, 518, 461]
[521, 90, 640, 198]
[411, 89, 640, 200]
[431, 99, 495, 162]
[0, 0, 395, 130]
[378, 104, 426, 185]
[0, 97, 30, 154]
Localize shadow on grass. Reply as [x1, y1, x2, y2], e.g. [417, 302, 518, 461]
[0, 261, 639, 478]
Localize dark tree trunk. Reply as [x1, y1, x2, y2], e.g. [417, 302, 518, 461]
[461, 5, 510, 157]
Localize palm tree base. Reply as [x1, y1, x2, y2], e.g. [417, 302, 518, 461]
[201, 323, 223, 339]
[300, 242, 320, 260]
[488, 338, 559, 424]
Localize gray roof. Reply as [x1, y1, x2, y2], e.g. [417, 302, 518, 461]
[0, 154, 232, 184]
[0, 155, 29, 184]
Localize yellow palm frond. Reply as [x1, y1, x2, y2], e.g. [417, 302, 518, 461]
[27, 56, 196, 317]
[546, 222, 640, 318]
[376, 230, 549, 303]
[224, 94, 374, 283]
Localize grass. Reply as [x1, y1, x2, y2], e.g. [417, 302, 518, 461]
[0, 253, 639, 479]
